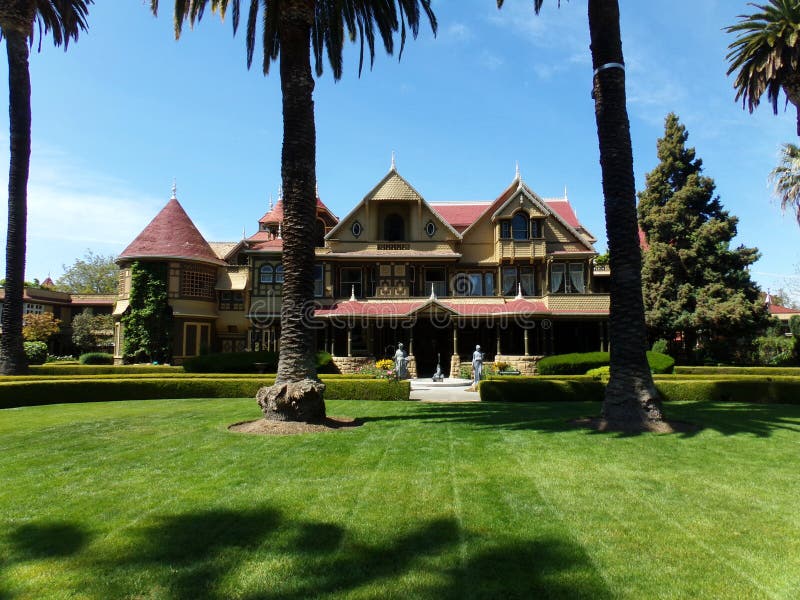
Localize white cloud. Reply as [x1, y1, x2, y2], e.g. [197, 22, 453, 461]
[479, 50, 504, 71]
[445, 22, 473, 42]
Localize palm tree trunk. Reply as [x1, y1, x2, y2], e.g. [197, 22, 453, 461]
[588, 0, 663, 427]
[257, 0, 325, 422]
[0, 30, 31, 375]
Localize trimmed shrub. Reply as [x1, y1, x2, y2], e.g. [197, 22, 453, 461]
[586, 366, 610, 381]
[23, 341, 47, 365]
[79, 352, 114, 365]
[480, 378, 604, 403]
[674, 366, 800, 376]
[0, 377, 410, 408]
[536, 351, 674, 375]
[29, 364, 184, 376]
[655, 379, 800, 404]
[753, 336, 795, 366]
[651, 339, 670, 355]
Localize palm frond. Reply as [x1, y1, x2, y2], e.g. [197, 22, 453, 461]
[28, 0, 92, 52]
[770, 142, 800, 223]
[725, 0, 800, 114]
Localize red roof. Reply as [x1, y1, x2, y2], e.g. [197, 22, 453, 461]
[315, 298, 553, 318]
[258, 197, 337, 224]
[770, 304, 800, 315]
[430, 204, 488, 232]
[119, 198, 226, 265]
[638, 228, 649, 251]
[250, 239, 284, 251]
[545, 198, 580, 228]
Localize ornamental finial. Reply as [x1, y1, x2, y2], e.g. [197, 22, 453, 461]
[171, 179, 177, 200]
[391, 151, 396, 171]
[564, 185, 568, 200]
[277, 222, 282, 239]
[268, 193, 273, 211]
[350, 285, 357, 302]
[515, 161, 520, 180]
[278, 184, 283, 200]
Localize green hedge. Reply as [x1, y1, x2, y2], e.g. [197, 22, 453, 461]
[0, 372, 375, 382]
[79, 352, 114, 365]
[182, 350, 334, 374]
[0, 377, 410, 408]
[479, 377, 800, 404]
[536, 351, 675, 375]
[674, 366, 800, 376]
[479, 378, 604, 403]
[28, 365, 184, 376]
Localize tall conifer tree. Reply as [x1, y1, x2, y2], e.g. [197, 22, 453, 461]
[638, 113, 769, 362]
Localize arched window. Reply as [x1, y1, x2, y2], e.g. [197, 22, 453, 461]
[511, 213, 529, 240]
[314, 219, 326, 248]
[259, 264, 274, 284]
[383, 213, 405, 241]
[275, 264, 285, 284]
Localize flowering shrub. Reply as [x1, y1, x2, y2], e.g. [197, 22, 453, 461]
[375, 359, 395, 370]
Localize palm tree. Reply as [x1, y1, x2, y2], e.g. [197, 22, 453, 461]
[725, 0, 800, 136]
[0, 1, 91, 376]
[150, 0, 436, 422]
[770, 142, 800, 223]
[499, 0, 664, 429]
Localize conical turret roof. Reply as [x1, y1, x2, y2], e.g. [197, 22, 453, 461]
[119, 197, 225, 265]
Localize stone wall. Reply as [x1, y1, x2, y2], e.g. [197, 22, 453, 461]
[455, 355, 544, 377]
[331, 356, 374, 374]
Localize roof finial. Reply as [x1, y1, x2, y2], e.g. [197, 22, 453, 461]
[316, 181, 319, 197]
[515, 161, 520, 180]
[278, 184, 283, 200]
[171, 178, 177, 200]
[350, 285, 357, 302]
[564, 185, 568, 200]
[242, 227, 246, 241]
[391, 150, 397, 171]
[515, 282, 524, 300]
[277, 222, 282, 239]
[268, 193, 273, 211]
[430, 283, 437, 301]
[765, 289, 772, 307]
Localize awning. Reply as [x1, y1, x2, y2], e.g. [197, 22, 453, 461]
[112, 300, 129, 316]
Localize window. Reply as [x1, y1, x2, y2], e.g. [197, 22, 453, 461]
[484, 272, 495, 296]
[181, 266, 216, 299]
[183, 322, 211, 357]
[314, 265, 324, 297]
[23, 303, 44, 315]
[383, 213, 405, 241]
[512, 213, 529, 240]
[424, 268, 446, 297]
[351, 220, 363, 238]
[500, 221, 511, 239]
[340, 268, 362, 298]
[219, 291, 244, 311]
[520, 266, 536, 296]
[531, 219, 543, 238]
[551, 263, 586, 293]
[425, 220, 437, 237]
[502, 267, 517, 296]
[259, 264, 274, 284]
[454, 272, 488, 296]
[274, 265, 284, 284]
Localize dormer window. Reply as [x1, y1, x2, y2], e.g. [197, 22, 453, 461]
[511, 213, 529, 240]
[351, 220, 363, 238]
[384, 213, 405, 241]
[425, 220, 437, 237]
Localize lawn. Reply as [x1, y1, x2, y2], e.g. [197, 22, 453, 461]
[1, 399, 799, 599]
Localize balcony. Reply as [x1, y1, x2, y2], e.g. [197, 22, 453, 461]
[496, 239, 547, 261]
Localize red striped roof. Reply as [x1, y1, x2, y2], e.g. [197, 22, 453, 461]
[119, 198, 225, 265]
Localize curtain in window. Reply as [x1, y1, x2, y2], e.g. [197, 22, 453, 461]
[551, 264, 565, 293]
[502, 267, 517, 295]
[520, 267, 535, 295]
[569, 264, 585, 293]
[512, 213, 528, 240]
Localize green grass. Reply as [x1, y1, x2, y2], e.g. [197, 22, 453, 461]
[1, 399, 799, 599]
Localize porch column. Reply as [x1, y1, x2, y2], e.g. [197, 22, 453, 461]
[599, 321, 605, 352]
[524, 328, 530, 356]
[347, 327, 352, 357]
[409, 331, 414, 356]
[496, 323, 502, 356]
[452, 326, 459, 355]
[324, 324, 329, 355]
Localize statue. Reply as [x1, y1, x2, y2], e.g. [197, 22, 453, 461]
[394, 343, 409, 380]
[432, 353, 444, 382]
[472, 345, 484, 386]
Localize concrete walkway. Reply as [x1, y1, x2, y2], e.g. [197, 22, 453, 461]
[409, 377, 480, 403]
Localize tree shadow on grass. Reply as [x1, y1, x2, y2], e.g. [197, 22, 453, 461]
[2, 507, 611, 599]
[362, 400, 800, 439]
[4, 521, 90, 561]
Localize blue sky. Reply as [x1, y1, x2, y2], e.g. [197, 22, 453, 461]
[1, 0, 799, 300]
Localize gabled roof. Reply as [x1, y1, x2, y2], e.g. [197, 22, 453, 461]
[119, 197, 226, 266]
[326, 167, 461, 240]
[454, 176, 595, 253]
[208, 241, 242, 261]
[258, 196, 338, 225]
[429, 203, 488, 233]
